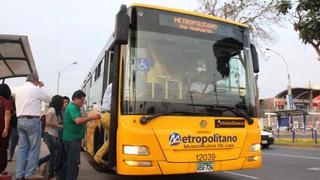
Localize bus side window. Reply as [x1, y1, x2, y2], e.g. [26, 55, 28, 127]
[103, 50, 114, 91]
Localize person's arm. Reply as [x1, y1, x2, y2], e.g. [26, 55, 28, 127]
[74, 114, 101, 125]
[2, 110, 11, 138]
[68, 104, 101, 125]
[2, 100, 13, 137]
[37, 81, 51, 103]
[57, 115, 63, 126]
[46, 111, 54, 126]
[46, 111, 62, 128]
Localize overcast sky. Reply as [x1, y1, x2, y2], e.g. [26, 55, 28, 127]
[1, 0, 319, 98]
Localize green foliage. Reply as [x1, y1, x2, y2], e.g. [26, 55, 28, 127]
[277, 0, 320, 59]
[295, 0, 320, 45]
[276, 0, 292, 14]
[196, 0, 287, 44]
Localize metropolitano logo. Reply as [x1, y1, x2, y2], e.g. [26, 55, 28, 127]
[169, 132, 181, 146]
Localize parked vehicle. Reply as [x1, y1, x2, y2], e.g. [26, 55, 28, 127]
[261, 130, 274, 148]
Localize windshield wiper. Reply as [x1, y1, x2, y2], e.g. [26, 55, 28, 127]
[140, 111, 201, 125]
[186, 104, 254, 125]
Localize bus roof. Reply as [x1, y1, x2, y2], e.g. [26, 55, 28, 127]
[131, 3, 249, 28]
[82, 35, 115, 85]
[0, 34, 37, 80]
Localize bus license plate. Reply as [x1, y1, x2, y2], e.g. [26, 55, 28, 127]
[196, 162, 213, 172]
[262, 140, 268, 144]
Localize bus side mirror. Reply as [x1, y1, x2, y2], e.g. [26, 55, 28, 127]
[114, 5, 129, 44]
[250, 44, 259, 73]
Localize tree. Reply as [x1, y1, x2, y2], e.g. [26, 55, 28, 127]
[277, 0, 320, 60]
[196, 0, 286, 44]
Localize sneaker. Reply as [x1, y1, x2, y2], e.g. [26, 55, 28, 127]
[7, 158, 12, 162]
[25, 174, 44, 180]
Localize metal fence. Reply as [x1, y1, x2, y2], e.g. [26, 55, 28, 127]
[273, 128, 318, 144]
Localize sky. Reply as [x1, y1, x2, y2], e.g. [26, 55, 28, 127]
[1, 0, 319, 98]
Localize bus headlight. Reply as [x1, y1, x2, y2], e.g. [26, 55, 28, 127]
[123, 145, 149, 155]
[248, 156, 260, 162]
[124, 160, 152, 167]
[249, 144, 261, 152]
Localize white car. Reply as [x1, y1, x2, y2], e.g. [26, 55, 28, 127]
[261, 130, 274, 148]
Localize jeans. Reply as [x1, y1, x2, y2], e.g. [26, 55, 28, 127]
[56, 141, 81, 180]
[38, 132, 58, 177]
[8, 127, 19, 160]
[55, 129, 64, 173]
[16, 118, 42, 178]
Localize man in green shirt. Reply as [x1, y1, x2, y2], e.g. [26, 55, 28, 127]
[57, 90, 100, 180]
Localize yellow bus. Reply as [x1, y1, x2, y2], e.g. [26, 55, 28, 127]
[81, 3, 261, 175]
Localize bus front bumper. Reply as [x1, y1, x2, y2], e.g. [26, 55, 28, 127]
[117, 156, 261, 175]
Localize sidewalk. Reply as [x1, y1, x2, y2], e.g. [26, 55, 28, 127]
[6, 140, 49, 179]
[5, 140, 109, 180]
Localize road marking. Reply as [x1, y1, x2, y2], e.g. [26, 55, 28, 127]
[224, 171, 259, 179]
[264, 152, 320, 160]
[307, 167, 320, 171]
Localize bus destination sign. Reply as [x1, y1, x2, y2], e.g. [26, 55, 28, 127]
[159, 14, 218, 34]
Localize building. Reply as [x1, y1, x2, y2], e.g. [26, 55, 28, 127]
[260, 87, 320, 130]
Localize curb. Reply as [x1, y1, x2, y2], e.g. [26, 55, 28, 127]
[274, 143, 320, 148]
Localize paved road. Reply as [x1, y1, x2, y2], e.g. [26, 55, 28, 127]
[78, 145, 320, 180]
[6, 145, 320, 180]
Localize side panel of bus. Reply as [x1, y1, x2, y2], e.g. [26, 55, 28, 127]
[85, 47, 114, 156]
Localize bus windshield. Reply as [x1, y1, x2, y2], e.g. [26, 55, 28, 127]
[122, 8, 256, 117]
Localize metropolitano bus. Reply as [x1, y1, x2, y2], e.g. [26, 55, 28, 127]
[81, 4, 261, 175]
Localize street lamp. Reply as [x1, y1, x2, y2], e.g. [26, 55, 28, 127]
[265, 48, 293, 109]
[57, 61, 77, 94]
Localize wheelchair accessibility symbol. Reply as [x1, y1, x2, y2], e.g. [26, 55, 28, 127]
[137, 58, 151, 71]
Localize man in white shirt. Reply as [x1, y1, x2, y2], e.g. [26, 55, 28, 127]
[15, 74, 50, 180]
[101, 83, 112, 113]
[93, 83, 112, 164]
